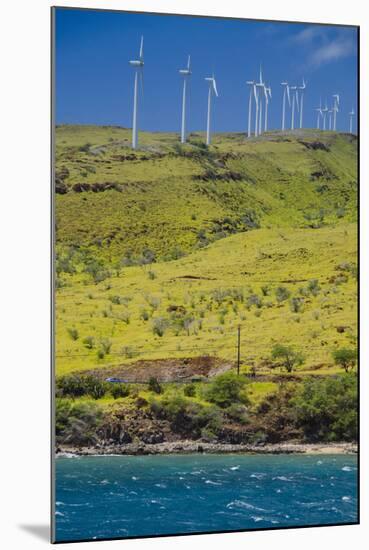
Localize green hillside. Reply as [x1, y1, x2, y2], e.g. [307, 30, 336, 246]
[55, 125, 358, 379]
[55, 125, 357, 270]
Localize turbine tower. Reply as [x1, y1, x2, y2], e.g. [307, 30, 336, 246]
[328, 109, 333, 131]
[179, 55, 192, 144]
[322, 101, 328, 131]
[315, 99, 323, 130]
[290, 86, 299, 130]
[246, 80, 254, 138]
[264, 85, 272, 132]
[281, 81, 290, 131]
[332, 94, 339, 131]
[129, 36, 144, 150]
[349, 108, 355, 134]
[256, 65, 265, 136]
[298, 78, 306, 129]
[205, 74, 218, 145]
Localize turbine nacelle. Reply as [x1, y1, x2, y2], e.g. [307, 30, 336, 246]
[179, 55, 191, 76]
[205, 76, 218, 96]
[129, 60, 144, 67]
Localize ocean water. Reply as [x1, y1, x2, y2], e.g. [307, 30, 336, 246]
[55, 453, 358, 542]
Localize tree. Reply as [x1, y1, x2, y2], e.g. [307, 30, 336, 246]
[148, 376, 163, 394]
[291, 374, 357, 442]
[332, 348, 357, 373]
[204, 371, 249, 408]
[271, 344, 304, 373]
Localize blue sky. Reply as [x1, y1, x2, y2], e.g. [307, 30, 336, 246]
[55, 8, 358, 133]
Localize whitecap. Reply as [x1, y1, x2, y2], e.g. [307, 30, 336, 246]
[205, 480, 222, 485]
[131, 476, 138, 480]
[55, 511, 64, 517]
[251, 516, 264, 522]
[100, 479, 109, 485]
[230, 466, 240, 471]
[273, 476, 293, 482]
[250, 473, 266, 480]
[342, 466, 353, 472]
[226, 500, 268, 512]
[56, 501, 64, 506]
[342, 496, 351, 501]
[155, 483, 167, 488]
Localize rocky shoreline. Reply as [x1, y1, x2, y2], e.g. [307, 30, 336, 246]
[56, 440, 358, 457]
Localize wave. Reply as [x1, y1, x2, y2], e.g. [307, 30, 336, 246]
[226, 500, 268, 512]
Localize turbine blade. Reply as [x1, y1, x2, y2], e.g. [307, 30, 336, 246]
[286, 85, 291, 105]
[213, 78, 218, 97]
[139, 36, 144, 59]
[187, 55, 191, 70]
[139, 67, 144, 97]
[253, 84, 257, 102]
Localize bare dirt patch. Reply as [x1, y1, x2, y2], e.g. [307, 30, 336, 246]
[82, 355, 234, 383]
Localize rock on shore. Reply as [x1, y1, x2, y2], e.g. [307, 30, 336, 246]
[56, 440, 357, 457]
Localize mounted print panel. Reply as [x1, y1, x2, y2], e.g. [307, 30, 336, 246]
[51, 6, 359, 543]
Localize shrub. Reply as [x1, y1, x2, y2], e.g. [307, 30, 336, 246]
[226, 403, 249, 424]
[67, 327, 79, 341]
[247, 293, 262, 308]
[56, 375, 107, 400]
[148, 270, 157, 280]
[151, 394, 222, 438]
[120, 310, 131, 324]
[140, 308, 150, 321]
[204, 372, 249, 408]
[291, 374, 357, 441]
[275, 286, 291, 302]
[110, 384, 130, 399]
[100, 338, 112, 355]
[82, 336, 95, 349]
[307, 279, 320, 296]
[271, 344, 304, 373]
[261, 285, 270, 296]
[290, 297, 304, 313]
[109, 295, 122, 304]
[152, 317, 168, 337]
[148, 377, 163, 394]
[55, 399, 103, 445]
[183, 383, 196, 397]
[332, 348, 357, 373]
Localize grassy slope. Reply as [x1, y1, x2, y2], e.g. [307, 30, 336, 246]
[55, 126, 357, 384]
[56, 223, 357, 376]
[55, 125, 357, 265]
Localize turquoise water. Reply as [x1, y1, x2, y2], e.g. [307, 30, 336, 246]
[55, 454, 358, 542]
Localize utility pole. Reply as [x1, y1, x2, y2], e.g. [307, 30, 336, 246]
[237, 325, 241, 375]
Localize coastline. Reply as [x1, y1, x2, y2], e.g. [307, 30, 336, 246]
[56, 441, 358, 457]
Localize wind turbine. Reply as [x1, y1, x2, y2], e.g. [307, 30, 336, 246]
[246, 80, 254, 138]
[256, 65, 265, 136]
[179, 55, 192, 144]
[205, 74, 218, 145]
[332, 94, 339, 131]
[298, 78, 306, 129]
[290, 86, 299, 130]
[129, 36, 144, 150]
[328, 109, 333, 131]
[281, 81, 291, 131]
[264, 85, 272, 132]
[315, 99, 323, 129]
[322, 101, 328, 131]
[349, 108, 355, 134]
